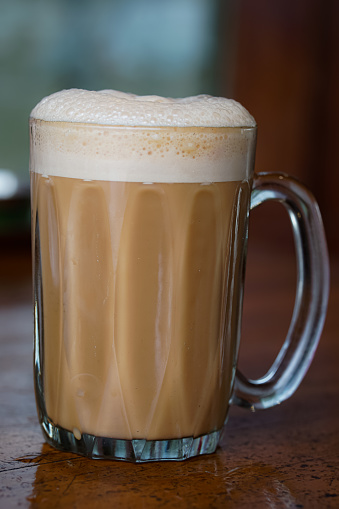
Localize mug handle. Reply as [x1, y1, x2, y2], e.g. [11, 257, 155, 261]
[232, 172, 330, 409]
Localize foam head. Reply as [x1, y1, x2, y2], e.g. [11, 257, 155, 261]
[30, 89, 257, 182]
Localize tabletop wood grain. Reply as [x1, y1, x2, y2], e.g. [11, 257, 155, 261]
[0, 236, 338, 509]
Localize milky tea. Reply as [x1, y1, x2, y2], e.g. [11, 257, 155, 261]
[30, 90, 257, 460]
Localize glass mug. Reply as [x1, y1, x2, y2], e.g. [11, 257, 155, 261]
[30, 119, 329, 462]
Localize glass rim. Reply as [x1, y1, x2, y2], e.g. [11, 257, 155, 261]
[29, 117, 257, 132]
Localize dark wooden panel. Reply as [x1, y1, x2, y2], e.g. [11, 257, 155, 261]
[231, 0, 339, 252]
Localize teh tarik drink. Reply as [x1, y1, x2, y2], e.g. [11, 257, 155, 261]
[30, 89, 257, 461]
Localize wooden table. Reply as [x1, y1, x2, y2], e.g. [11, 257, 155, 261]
[0, 234, 338, 508]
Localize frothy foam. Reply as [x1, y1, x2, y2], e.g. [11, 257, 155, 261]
[30, 89, 256, 182]
[30, 89, 256, 128]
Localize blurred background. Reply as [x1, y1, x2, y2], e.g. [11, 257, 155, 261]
[0, 0, 338, 303]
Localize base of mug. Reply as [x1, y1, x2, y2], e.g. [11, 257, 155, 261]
[40, 417, 221, 462]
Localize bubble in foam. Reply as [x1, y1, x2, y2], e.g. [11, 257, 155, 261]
[30, 89, 256, 128]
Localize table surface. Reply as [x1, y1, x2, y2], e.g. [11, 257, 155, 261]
[0, 238, 338, 509]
